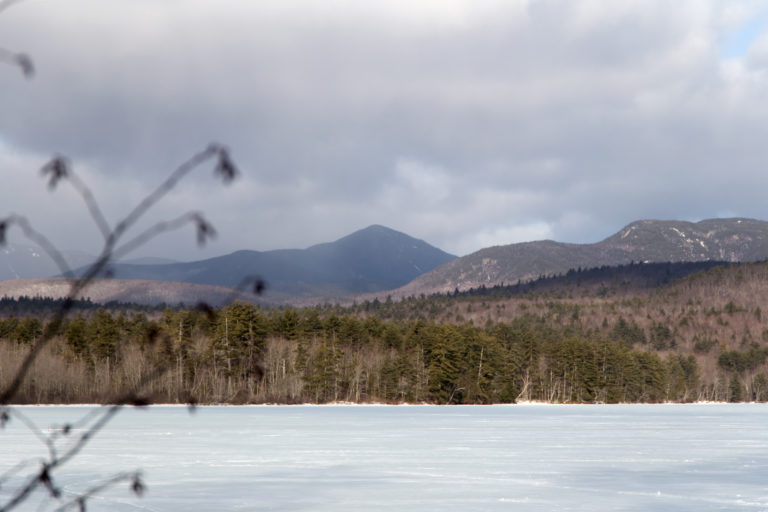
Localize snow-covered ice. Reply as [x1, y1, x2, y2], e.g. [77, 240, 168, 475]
[2, 404, 768, 511]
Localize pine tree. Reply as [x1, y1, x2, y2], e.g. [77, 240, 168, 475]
[65, 314, 90, 359]
[729, 374, 744, 402]
[427, 326, 462, 403]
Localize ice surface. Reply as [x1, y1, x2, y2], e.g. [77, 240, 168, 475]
[2, 404, 768, 511]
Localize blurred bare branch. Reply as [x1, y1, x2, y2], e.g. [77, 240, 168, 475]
[41, 157, 112, 240]
[0, 460, 36, 494]
[111, 211, 213, 261]
[108, 144, 225, 249]
[0, 143, 241, 511]
[1, 144, 237, 405]
[193, 275, 268, 321]
[0, 215, 74, 278]
[0, 0, 25, 14]
[2, 6, 247, 509]
[6, 409, 57, 461]
[0, 49, 33, 78]
[52, 471, 143, 512]
[0, 345, 187, 511]
[227, 275, 268, 302]
[0, 1, 33, 77]
[40, 157, 69, 190]
[214, 146, 238, 183]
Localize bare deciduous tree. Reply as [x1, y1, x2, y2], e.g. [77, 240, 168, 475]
[0, 144, 247, 511]
[0, 3, 260, 509]
[0, 0, 33, 78]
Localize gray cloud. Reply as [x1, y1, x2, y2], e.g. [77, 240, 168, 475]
[2, 0, 768, 261]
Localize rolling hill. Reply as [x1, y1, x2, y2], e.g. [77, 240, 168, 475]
[0, 278, 263, 307]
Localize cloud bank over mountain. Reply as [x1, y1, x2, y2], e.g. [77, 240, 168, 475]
[2, 1, 768, 259]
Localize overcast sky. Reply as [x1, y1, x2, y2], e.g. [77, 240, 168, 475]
[2, 0, 768, 261]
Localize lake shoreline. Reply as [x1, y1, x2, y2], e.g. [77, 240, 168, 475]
[7, 400, 761, 407]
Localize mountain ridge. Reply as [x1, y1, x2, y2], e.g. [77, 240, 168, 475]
[6, 218, 768, 305]
[70, 225, 456, 302]
[391, 218, 768, 297]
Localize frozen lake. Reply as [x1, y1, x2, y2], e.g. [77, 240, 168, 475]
[2, 404, 768, 511]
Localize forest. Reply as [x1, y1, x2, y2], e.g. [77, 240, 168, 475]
[3, 260, 768, 404]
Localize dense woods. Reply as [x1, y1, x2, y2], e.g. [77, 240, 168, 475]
[3, 261, 768, 404]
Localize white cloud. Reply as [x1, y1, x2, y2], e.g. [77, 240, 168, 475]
[451, 222, 554, 256]
[392, 159, 454, 204]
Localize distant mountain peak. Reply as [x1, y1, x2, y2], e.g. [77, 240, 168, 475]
[333, 224, 426, 242]
[311, 225, 454, 258]
[65, 225, 456, 303]
[325, 224, 406, 243]
[361, 224, 393, 231]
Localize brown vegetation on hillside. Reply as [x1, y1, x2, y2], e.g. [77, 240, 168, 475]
[395, 218, 768, 297]
[0, 278, 263, 307]
[3, 261, 768, 405]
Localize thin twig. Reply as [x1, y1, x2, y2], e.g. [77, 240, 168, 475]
[224, 275, 268, 304]
[0, 144, 239, 511]
[0, 144, 233, 406]
[55, 366, 170, 470]
[64, 172, 111, 241]
[0, 215, 74, 278]
[0, 470, 39, 511]
[111, 211, 212, 262]
[3, 4, 239, 507]
[0, 460, 37, 492]
[107, 145, 220, 250]
[0, 48, 33, 78]
[0, 0, 24, 14]
[0, 357, 177, 511]
[52, 471, 142, 512]
[0, 299, 74, 405]
[0, 2, 32, 76]
[7, 409, 56, 461]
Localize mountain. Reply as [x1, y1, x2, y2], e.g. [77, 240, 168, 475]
[0, 278, 263, 307]
[0, 244, 95, 281]
[394, 218, 768, 297]
[0, 245, 180, 281]
[119, 256, 179, 265]
[73, 225, 456, 301]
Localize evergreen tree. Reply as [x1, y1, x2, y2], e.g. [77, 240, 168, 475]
[303, 338, 342, 402]
[90, 308, 120, 362]
[729, 374, 744, 402]
[13, 316, 43, 344]
[427, 326, 462, 403]
[65, 314, 90, 359]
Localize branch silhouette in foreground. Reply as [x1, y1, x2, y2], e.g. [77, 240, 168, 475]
[0, 0, 33, 78]
[0, 146, 263, 511]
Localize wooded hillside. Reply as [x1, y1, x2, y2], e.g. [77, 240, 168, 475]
[2, 261, 768, 404]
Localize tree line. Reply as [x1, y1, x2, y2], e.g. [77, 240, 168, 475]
[0, 301, 762, 404]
